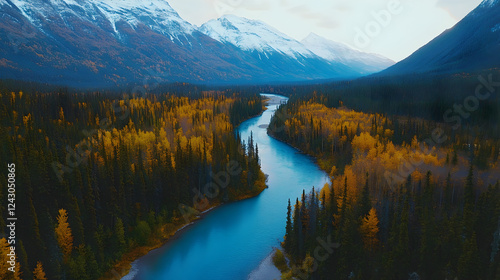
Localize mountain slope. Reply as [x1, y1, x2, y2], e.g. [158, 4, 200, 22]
[380, 0, 500, 76]
[0, 0, 263, 86]
[301, 33, 394, 74]
[200, 15, 315, 59]
[199, 15, 361, 81]
[0, 0, 392, 87]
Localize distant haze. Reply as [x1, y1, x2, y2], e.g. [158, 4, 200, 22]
[168, 0, 483, 61]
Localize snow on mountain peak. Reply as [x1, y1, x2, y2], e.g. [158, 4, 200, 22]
[480, 0, 499, 7]
[301, 32, 354, 61]
[90, 0, 195, 36]
[95, 0, 174, 11]
[301, 32, 394, 73]
[199, 15, 314, 58]
[6, 0, 195, 39]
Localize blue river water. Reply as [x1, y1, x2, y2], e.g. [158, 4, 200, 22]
[124, 94, 329, 280]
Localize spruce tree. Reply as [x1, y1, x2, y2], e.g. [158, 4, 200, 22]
[284, 199, 293, 253]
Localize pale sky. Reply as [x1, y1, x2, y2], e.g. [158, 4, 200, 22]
[168, 0, 483, 61]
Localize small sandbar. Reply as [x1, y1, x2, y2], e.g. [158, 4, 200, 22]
[247, 250, 281, 280]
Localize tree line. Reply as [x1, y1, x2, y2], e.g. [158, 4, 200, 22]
[270, 98, 500, 279]
[0, 89, 265, 279]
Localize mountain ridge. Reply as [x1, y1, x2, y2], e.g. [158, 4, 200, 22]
[379, 0, 500, 76]
[301, 33, 394, 74]
[0, 0, 397, 87]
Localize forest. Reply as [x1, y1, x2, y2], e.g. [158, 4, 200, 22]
[0, 85, 266, 280]
[1, 71, 499, 280]
[262, 70, 500, 137]
[269, 94, 500, 279]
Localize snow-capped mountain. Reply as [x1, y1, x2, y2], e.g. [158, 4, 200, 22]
[0, 0, 267, 86]
[0, 0, 392, 87]
[7, 0, 195, 40]
[200, 15, 315, 59]
[380, 0, 500, 76]
[90, 0, 196, 39]
[479, 0, 499, 8]
[199, 15, 380, 80]
[301, 33, 394, 74]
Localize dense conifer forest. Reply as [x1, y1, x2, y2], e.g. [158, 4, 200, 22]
[1, 69, 499, 279]
[263, 70, 500, 134]
[0, 83, 266, 279]
[269, 90, 500, 279]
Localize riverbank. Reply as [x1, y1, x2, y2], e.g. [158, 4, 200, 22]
[101, 181, 268, 280]
[262, 94, 287, 106]
[101, 96, 275, 280]
[268, 131, 332, 173]
[108, 93, 299, 280]
[99, 212, 203, 280]
[248, 249, 282, 280]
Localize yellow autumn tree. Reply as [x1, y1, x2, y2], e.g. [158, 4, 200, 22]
[360, 208, 380, 252]
[55, 209, 73, 260]
[0, 238, 8, 279]
[0, 238, 22, 280]
[352, 132, 377, 156]
[33, 261, 47, 280]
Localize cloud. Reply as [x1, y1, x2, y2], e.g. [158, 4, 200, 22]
[317, 18, 339, 29]
[436, 0, 483, 20]
[168, 0, 484, 61]
[288, 5, 307, 14]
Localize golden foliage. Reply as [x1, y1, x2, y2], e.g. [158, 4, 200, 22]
[286, 103, 383, 142]
[352, 132, 378, 157]
[55, 209, 73, 259]
[350, 133, 442, 189]
[79, 95, 240, 171]
[360, 208, 380, 251]
[0, 238, 22, 280]
[284, 102, 446, 202]
[33, 261, 47, 280]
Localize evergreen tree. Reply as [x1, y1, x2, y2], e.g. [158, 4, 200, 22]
[292, 198, 303, 261]
[328, 184, 337, 235]
[284, 199, 293, 252]
[458, 233, 481, 279]
[463, 163, 477, 238]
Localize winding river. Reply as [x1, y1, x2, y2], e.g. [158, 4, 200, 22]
[123, 94, 329, 280]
